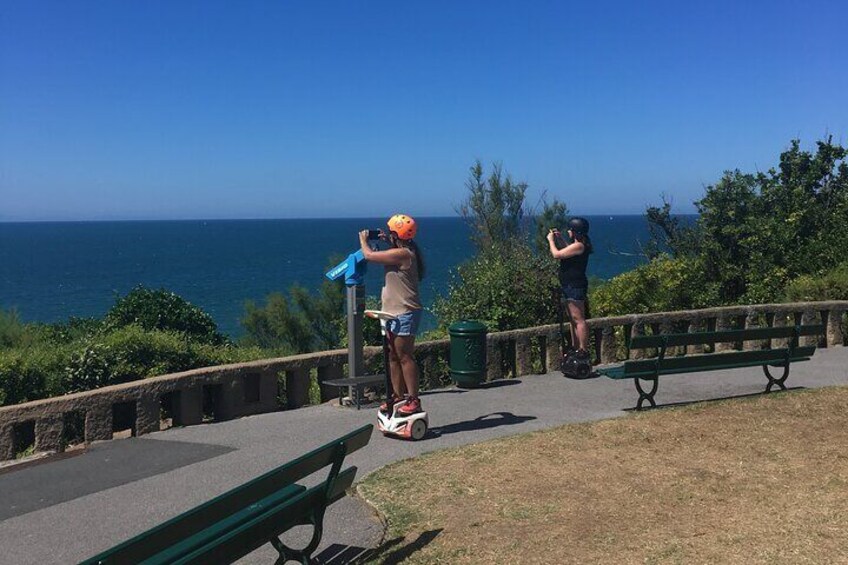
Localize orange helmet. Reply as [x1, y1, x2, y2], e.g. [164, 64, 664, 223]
[386, 214, 417, 240]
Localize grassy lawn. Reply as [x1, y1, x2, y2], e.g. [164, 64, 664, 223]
[357, 387, 848, 564]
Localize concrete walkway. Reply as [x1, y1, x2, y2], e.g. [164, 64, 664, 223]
[1, 348, 846, 564]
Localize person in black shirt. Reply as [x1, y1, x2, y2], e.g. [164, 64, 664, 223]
[546, 217, 593, 363]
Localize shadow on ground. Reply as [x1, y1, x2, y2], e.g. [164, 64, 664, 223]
[623, 386, 807, 412]
[316, 529, 442, 564]
[430, 412, 536, 437]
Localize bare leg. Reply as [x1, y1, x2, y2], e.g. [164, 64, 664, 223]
[567, 300, 589, 352]
[387, 337, 407, 399]
[393, 335, 419, 398]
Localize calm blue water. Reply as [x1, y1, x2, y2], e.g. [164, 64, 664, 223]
[0, 216, 656, 337]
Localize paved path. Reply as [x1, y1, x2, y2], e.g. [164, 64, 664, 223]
[1, 348, 846, 564]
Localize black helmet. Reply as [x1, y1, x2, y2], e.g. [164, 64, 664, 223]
[567, 217, 590, 235]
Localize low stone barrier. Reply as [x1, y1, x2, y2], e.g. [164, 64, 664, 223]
[0, 301, 844, 460]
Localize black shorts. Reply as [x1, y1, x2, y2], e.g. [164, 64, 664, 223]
[562, 284, 588, 302]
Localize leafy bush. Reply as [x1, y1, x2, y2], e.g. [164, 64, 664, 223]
[0, 345, 72, 406]
[433, 242, 559, 332]
[241, 274, 345, 354]
[104, 286, 225, 345]
[0, 309, 27, 349]
[784, 263, 848, 302]
[590, 255, 718, 318]
[62, 325, 255, 393]
[29, 317, 102, 345]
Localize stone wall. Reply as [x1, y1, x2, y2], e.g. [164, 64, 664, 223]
[0, 301, 844, 461]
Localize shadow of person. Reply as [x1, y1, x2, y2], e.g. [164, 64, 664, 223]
[430, 412, 536, 437]
[316, 529, 442, 564]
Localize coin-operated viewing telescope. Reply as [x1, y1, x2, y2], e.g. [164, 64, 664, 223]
[325, 250, 369, 392]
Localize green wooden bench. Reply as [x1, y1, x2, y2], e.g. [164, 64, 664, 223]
[596, 325, 824, 410]
[81, 424, 373, 565]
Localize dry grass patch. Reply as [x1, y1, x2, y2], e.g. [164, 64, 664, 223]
[358, 387, 848, 564]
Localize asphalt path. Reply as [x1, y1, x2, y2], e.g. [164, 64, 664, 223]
[0, 348, 845, 564]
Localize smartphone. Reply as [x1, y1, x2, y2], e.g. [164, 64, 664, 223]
[367, 229, 383, 240]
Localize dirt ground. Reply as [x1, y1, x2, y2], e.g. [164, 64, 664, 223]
[358, 387, 848, 564]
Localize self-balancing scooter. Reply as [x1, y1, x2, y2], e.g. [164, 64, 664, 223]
[365, 310, 429, 440]
[555, 288, 596, 379]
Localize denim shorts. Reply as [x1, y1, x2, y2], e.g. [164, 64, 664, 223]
[385, 309, 423, 337]
[562, 284, 588, 302]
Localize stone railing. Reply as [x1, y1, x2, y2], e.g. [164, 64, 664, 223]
[1, 301, 844, 461]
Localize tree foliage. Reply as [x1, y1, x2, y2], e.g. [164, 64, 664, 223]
[458, 160, 530, 250]
[437, 162, 569, 332]
[639, 137, 848, 307]
[241, 276, 346, 354]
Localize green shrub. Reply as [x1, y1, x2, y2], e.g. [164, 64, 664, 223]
[62, 325, 248, 393]
[0, 344, 72, 406]
[241, 278, 346, 354]
[784, 263, 848, 302]
[0, 309, 27, 349]
[104, 286, 225, 345]
[31, 317, 102, 345]
[590, 255, 718, 318]
[433, 242, 559, 332]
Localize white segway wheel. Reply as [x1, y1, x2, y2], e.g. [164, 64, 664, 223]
[410, 419, 427, 441]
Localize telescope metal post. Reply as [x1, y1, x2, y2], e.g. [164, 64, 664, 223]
[346, 284, 366, 402]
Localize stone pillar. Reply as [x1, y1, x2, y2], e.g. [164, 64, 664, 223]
[687, 318, 706, 354]
[771, 313, 790, 349]
[85, 404, 113, 442]
[801, 309, 821, 347]
[658, 320, 678, 356]
[545, 330, 561, 372]
[715, 315, 734, 352]
[215, 375, 240, 420]
[175, 387, 203, 427]
[260, 370, 280, 411]
[486, 339, 503, 381]
[0, 425, 14, 461]
[135, 395, 161, 436]
[318, 365, 343, 402]
[826, 308, 845, 347]
[515, 335, 533, 376]
[628, 322, 646, 359]
[599, 324, 617, 365]
[286, 368, 311, 409]
[743, 311, 767, 351]
[35, 415, 63, 453]
[418, 353, 438, 389]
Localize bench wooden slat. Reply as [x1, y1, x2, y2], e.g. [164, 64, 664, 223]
[172, 466, 359, 565]
[623, 347, 816, 377]
[597, 347, 816, 380]
[142, 484, 306, 565]
[630, 325, 824, 349]
[82, 424, 372, 564]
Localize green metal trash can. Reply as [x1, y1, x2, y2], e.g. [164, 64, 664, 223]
[449, 320, 488, 388]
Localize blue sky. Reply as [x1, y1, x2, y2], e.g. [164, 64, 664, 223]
[1, 1, 846, 221]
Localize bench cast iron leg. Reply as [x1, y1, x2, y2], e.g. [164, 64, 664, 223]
[271, 536, 313, 565]
[763, 364, 789, 392]
[634, 377, 658, 410]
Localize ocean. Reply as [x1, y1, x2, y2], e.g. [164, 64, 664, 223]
[0, 216, 655, 337]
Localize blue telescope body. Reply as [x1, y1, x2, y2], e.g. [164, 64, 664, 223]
[325, 250, 368, 286]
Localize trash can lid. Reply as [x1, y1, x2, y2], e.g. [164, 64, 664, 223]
[448, 319, 488, 334]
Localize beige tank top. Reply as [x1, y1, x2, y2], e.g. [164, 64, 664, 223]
[381, 248, 422, 315]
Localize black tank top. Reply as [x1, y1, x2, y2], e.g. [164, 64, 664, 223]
[559, 251, 589, 288]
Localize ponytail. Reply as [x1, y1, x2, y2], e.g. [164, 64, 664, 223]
[408, 240, 426, 280]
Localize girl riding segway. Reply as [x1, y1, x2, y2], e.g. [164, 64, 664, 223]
[547, 217, 593, 377]
[358, 214, 426, 417]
